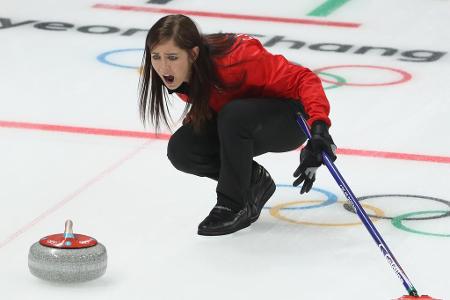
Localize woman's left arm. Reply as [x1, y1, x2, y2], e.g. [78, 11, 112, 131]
[258, 52, 331, 127]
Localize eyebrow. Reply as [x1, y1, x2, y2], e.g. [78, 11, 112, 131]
[151, 52, 179, 55]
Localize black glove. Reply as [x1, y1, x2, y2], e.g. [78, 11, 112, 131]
[293, 121, 337, 194]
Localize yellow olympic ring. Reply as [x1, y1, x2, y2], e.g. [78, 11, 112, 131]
[269, 200, 385, 227]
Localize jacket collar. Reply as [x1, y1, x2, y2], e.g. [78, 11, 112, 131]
[167, 82, 189, 95]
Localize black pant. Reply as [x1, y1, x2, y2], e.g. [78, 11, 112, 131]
[167, 98, 307, 210]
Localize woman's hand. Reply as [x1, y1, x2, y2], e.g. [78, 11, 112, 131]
[293, 121, 337, 194]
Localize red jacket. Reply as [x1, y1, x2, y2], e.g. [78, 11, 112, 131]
[177, 34, 331, 127]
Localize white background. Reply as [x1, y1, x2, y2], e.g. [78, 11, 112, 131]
[0, 1, 449, 299]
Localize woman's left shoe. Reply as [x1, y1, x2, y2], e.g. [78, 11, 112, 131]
[197, 205, 252, 236]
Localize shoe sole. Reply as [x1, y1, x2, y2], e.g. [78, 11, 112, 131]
[250, 182, 276, 223]
[197, 220, 252, 236]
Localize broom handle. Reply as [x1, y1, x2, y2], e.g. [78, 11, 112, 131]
[296, 115, 418, 297]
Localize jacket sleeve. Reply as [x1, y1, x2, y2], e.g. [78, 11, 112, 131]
[255, 44, 332, 127]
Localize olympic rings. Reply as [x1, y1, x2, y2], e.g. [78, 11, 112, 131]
[268, 184, 337, 210]
[313, 64, 412, 87]
[342, 194, 450, 221]
[392, 211, 450, 237]
[96, 48, 143, 69]
[268, 189, 448, 237]
[96, 49, 412, 88]
[315, 72, 346, 90]
[270, 200, 385, 227]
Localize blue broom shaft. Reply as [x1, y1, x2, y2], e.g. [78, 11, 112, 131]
[296, 116, 418, 296]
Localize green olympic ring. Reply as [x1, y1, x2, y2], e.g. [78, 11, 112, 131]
[343, 194, 450, 221]
[316, 71, 347, 90]
[391, 210, 450, 238]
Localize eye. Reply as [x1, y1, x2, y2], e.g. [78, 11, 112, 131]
[151, 55, 160, 60]
[168, 56, 178, 61]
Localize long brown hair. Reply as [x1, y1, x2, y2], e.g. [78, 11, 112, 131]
[138, 14, 238, 131]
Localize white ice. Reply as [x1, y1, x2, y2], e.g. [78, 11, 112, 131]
[0, 0, 449, 299]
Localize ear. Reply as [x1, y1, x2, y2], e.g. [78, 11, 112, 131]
[190, 46, 200, 62]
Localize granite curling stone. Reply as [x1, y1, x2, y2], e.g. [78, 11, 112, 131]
[28, 220, 107, 283]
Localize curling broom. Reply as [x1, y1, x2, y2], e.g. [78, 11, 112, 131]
[296, 114, 440, 300]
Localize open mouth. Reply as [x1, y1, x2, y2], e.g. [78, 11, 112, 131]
[163, 75, 175, 84]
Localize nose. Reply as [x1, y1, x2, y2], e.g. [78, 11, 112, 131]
[160, 58, 171, 74]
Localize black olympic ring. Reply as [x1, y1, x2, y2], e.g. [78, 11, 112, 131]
[343, 194, 450, 221]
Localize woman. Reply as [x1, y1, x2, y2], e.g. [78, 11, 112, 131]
[139, 15, 336, 236]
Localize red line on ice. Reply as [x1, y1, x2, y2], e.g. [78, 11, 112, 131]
[92, 3, 361, 28]
[0, 120, 171, 140]
[1, 120, 449, 164]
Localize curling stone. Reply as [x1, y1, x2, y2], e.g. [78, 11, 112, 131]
[28, 220, 107, 283]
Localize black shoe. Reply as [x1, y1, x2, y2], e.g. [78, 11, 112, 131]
[249, 163, 276, 223]
[197, 205, 252, 236]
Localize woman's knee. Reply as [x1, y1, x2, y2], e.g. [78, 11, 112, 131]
[167, 130, 190, 171]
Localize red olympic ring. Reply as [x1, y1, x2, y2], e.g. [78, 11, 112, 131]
[313, 64, 412, 87]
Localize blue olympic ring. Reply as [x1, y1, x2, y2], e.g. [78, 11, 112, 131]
[96, 48, 144, 69]
[264, 184, 338, 210]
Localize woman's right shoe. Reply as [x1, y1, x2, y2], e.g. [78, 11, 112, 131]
[197, 205, 252, 236]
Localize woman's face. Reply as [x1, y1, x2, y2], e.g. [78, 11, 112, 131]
[150, 39, 198, 90]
